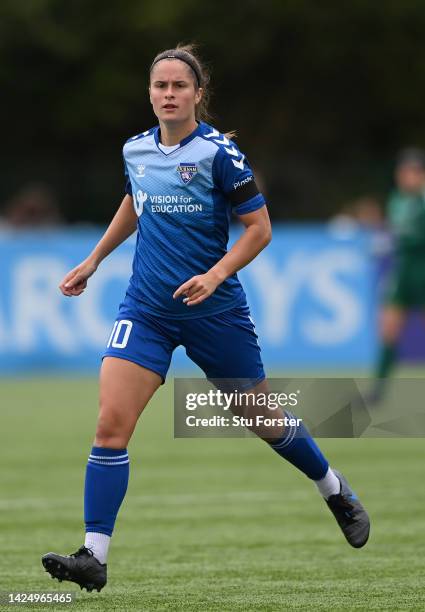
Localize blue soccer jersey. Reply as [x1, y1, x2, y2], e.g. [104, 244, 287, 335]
[122, 121, 265, 318]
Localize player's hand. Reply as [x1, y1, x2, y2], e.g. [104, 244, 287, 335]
[173, 271, 221, 306]
[59, 258, 98, 297]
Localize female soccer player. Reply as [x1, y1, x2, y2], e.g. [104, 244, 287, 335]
[370, 148, 425, 402]
[42, 45, 369, 592]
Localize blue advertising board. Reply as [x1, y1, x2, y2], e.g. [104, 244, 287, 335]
[0, 225, 378, 375]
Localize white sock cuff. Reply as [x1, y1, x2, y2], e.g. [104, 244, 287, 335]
[84, 532, 111, 565]
[314, 467, 341, 500]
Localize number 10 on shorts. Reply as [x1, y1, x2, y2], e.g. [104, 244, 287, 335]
[107, 320, 133, 349]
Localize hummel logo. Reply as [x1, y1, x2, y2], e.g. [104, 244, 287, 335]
[136, 164, 145, 177]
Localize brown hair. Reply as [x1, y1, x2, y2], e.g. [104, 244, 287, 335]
[149, 43, 237, 140]
[150, 43, 211, 123]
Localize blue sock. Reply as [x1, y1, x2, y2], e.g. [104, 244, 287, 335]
[270, 412, 328, 480]
[84, 447, 129, 537]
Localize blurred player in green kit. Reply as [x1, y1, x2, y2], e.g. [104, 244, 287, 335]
[372, 148, 425, 401]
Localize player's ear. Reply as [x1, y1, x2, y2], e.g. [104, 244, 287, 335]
[148, 86, 152, 105]
[195, 87, 203, 105]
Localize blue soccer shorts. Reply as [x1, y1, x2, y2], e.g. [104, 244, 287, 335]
[103, 294, 265, 389]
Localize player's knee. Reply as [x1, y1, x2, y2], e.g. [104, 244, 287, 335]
[380, 307, 405, 341]
[381, 317, 402, 342]
[95, 401, 131, 447]
[94, 427, 129, 449]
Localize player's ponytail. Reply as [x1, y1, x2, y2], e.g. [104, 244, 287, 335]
[150, 43, 236, 139]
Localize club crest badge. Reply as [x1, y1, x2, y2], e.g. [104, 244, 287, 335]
[177, 163, 198, 184]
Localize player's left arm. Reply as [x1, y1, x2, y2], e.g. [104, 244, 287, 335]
[210, 205, 272, 279]
[173, 206, 271, 306]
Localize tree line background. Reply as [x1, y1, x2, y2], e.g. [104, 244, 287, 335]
[1, 0, 425, 223]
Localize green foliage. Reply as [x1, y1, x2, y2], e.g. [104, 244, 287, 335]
[1, 1, 425, 220]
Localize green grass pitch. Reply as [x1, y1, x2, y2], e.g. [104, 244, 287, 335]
[1, 376, 424, 611]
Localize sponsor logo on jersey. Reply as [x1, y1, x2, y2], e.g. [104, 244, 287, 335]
[134, 192, 203, 214]
[150, 195, 203, 213]
[151, 203, 203, 213]
[233, 176, 253, 190]
[177, 163, 198, 184]
[133, 190, 147, 216]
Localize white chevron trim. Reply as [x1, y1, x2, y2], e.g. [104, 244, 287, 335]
[205, 128, 244, 168]
[204, 128, 220, 139]
[213, 135, 230, 146]
[232, 155, 245, 170]
[130, 131, 150, 141]
[224, 146, 238, 156]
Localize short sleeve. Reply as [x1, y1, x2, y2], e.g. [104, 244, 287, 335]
[124, 157, 132, 196]
[212, 145, 265, 215]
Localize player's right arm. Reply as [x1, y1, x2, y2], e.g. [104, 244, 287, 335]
[59, 194, 137, 297]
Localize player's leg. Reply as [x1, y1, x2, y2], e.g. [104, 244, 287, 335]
[226, 377, 337, 493]
[183, 305, 369, 548]
[83, 357, 162, 565]
[227, 376, 334, 480]
[84, 308, 178, 564]
[42, 359, 161, 591]
[371, 255, 409, 402]
[95, 356, 162, 448]
[42, 307, 178, 591]
[377, 304, 406, 376]
[182, 305, 332, 478]
[379, 258, 425, 383]
[371, 305, 406, 402]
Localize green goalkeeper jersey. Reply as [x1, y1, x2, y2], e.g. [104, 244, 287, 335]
[387, 189, 425, 252]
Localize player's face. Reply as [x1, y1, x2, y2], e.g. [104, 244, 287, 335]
[395, 164, 425, 194]
[149, 60, 202, 125]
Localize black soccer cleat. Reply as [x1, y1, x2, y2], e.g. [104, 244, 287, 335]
[42, 546, 107, 592]
[326, 469, 370, 548]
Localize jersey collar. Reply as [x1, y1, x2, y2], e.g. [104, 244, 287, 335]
[154, 121, 203, 155]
